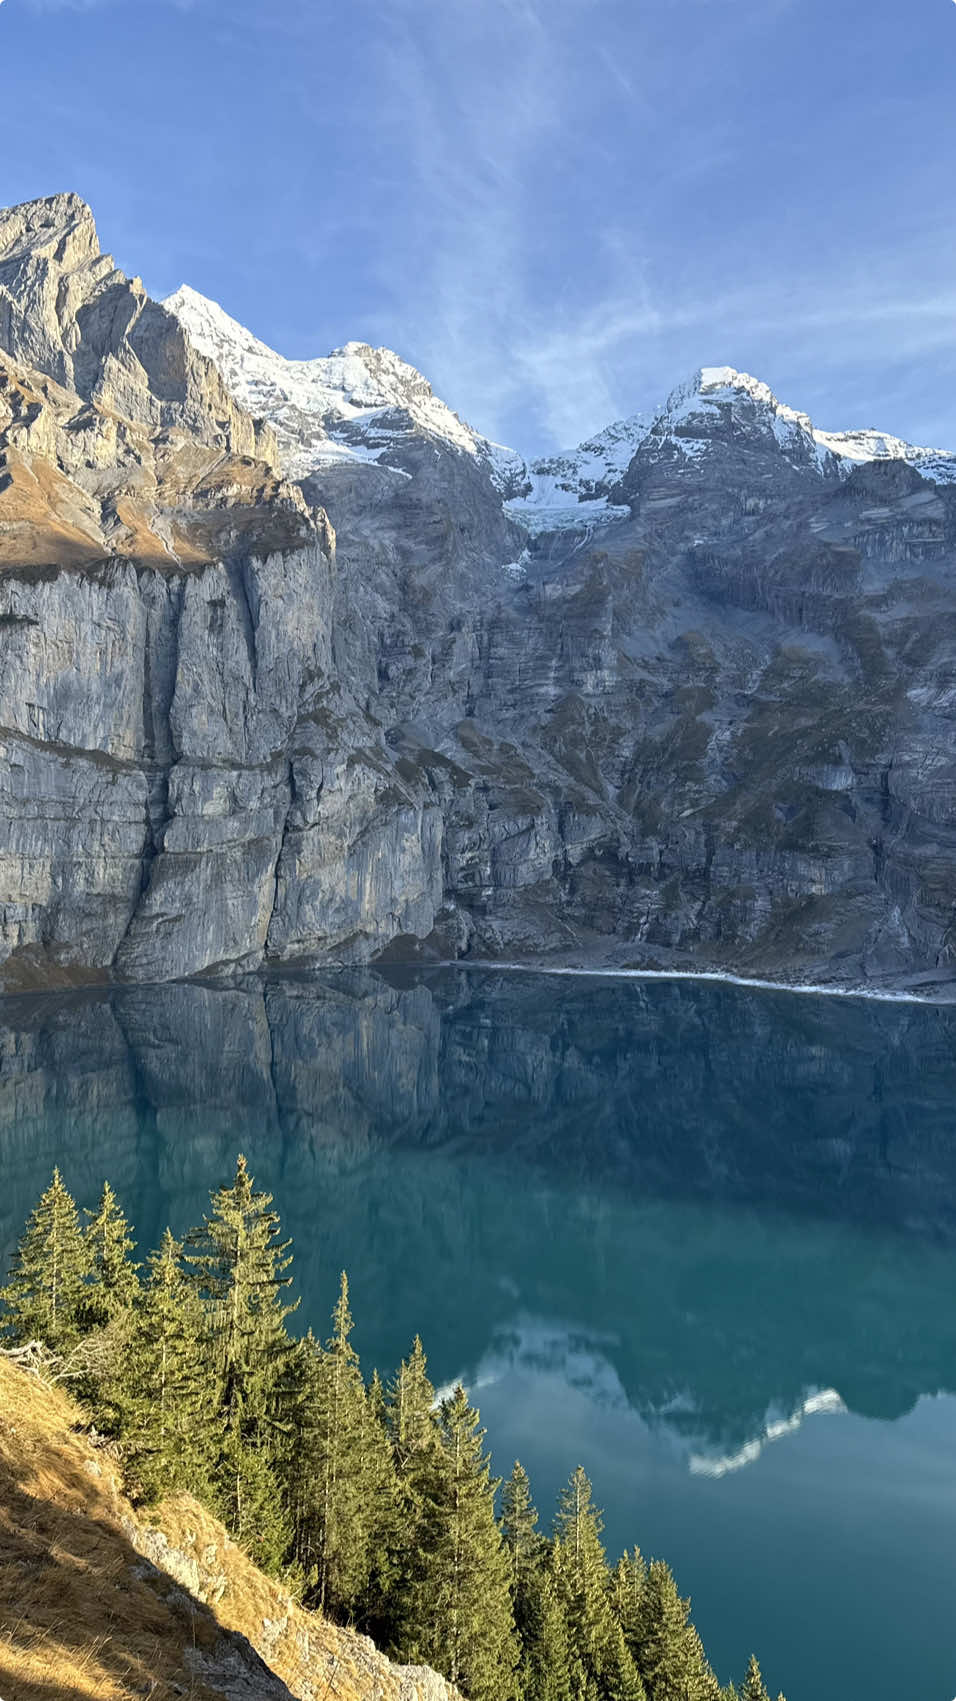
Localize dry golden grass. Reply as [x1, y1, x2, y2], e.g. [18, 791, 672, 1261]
[0, 1357, 456, 1701]
[0, 448, 107, 569]
[0, 1359, 225, 1700]
[0, 345, 314, 579]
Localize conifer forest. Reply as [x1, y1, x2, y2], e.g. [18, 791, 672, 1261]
[0, 1159, 786, 1701]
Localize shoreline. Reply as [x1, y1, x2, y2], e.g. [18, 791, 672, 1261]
[1, 956, 954, 1010]
[434, 959, 956, 1006]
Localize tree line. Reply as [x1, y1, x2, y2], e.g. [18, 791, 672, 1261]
[0, 1159, 785, 1701]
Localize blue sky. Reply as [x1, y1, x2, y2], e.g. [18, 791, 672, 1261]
[1, 0, 955, 454]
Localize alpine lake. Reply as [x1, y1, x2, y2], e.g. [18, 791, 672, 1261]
[2, 966, 955, 1701]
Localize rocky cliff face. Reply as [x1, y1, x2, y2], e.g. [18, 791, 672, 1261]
[1, 192, 955, 991]
[0, 194, 278, 466]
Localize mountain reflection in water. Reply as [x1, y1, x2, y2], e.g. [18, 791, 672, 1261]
[1, 967, 956, 1701]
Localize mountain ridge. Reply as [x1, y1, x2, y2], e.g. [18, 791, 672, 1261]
[164, 285, 956, 530]
[1, 189, 955, 994]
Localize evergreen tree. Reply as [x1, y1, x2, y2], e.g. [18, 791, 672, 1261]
[186, 1155, 299, 1568]
[358, 1365, 402, 1633]
[218, 1420, 291, 1574]
[0, 1168, 88, 1352]
[0, 1168, 794, 1701]
[607, 1622, 648, 1701]
[522, 1570, 574, 1701]
[368, 1366, 388, 1426]
[122, 1229, 215, 1502]
[632, 1560, 720, 1701]
[501, 1462, 554, 1701]
[295, 1272, 396, 1618]
[187, 1154, 299, 1426]
[740, 1656, 771, 1701]
[552, 1468, 645, 1700]
[82, 1181, 140, 1329]
[401, 1384, 518, 1701]
[388, 1335, 440, 1475]
[502, 1461, 546, 1594]
[382, 1334, 443, 1643]
[611, 1547, 647, 1650]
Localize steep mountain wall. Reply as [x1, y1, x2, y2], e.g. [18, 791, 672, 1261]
[0, 193, 278, 466]
[1, 193, 954, 992]
[0, 200, 443, 988]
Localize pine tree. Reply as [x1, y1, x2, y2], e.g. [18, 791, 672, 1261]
[388, 1335, 440, 1475]
[502, 1461, 546, 1595]
[122, 1229, 216, 1502]
[400, 1385, 518, 1701]
[294, 1272, 395, 1619]
[0, 1169, 88, 1352]
[382, 1334, 443, 1643]
[552, 1468, 645, 1700]
[358, 1365, 402, 1634]
[82, 1181, 140, 1329]
[501, 1462, 553, 1701]
[186, 1155, 299, 1569]
[611, 1547, 647, 1649]
[740, 1655, 771, 1701]
[632, 1560, 720, 1701]
[187, 1154, 299, 1425]
[216, 1420, 291, 1572]
[522, 1570, 574, 1701]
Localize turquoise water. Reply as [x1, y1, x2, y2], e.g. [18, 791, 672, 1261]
[2, 968, 956, 1699]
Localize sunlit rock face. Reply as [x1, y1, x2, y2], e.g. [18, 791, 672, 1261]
[0, 193, 278, 466]
[0, 198, 444, 986]
[1, 193, 955, 990]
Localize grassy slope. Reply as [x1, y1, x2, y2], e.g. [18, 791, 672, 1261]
[0, 1356, 454, 1701]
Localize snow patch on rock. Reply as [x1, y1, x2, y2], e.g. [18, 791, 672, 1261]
[815, 425, 956, 485]
[165, 288, 956, 524]
[163, 285, 523, 489]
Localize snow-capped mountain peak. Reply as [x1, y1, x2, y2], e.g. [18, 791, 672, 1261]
[649, 365, 827, 468]
[163, 285, 523, 487]
[813, 424, 956, 483]
[165, 285, 956, 525]
[653, 364, 956, 485]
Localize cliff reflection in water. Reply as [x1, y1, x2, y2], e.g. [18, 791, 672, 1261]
[2, 966, 956, 1462]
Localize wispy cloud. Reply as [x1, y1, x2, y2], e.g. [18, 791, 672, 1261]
[359, 0, 659, 446]
[11, 0, 952, 455]
[337, 0, 956, 453]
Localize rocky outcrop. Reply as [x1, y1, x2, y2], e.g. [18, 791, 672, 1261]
[0, 521, 443, 983]
[0, 1354, 462, 1701]
[1, 193, 955, 991]
[0, 193, 277, 466]
[0, 198, 446, 987]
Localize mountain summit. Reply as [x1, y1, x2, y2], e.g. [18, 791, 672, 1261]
[163, 284, 525, 492]
[163, 286, 956, 527]
[1, 192, 955, 994]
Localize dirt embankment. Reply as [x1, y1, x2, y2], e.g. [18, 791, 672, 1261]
[0, 1355, 458, 1701]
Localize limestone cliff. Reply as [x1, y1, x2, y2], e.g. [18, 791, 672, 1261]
[1, 192, 954, 992]
[0, 193, 277, 467]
